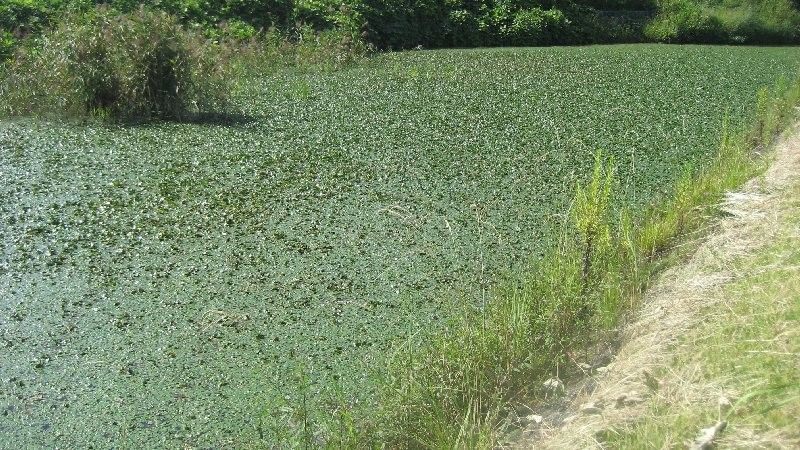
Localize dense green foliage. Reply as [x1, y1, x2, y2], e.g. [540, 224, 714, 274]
[357, 0, 653, 48]
[1, 0, 799, 57]
[2, 45, 800, 447]
[0, 7, 230, 120]
[645, 0, 800, 43]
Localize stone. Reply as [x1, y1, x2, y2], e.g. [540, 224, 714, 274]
[643, 370, 660, 391]
[718, 395, 732, 412]
[580, 402, 603, 415]
[542, 377, 564, 392]
[615, 392, 644, 408]
[525, 414, 543, 425]
[691, 421, 727, 450]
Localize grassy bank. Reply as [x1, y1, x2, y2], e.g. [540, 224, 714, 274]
[364, 71, 800, 448]
[606, 145, 800, 449]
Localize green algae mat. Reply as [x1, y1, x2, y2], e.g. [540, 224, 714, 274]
[2, 44, 800, 447]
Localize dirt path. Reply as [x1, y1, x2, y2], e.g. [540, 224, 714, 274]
[518, 125, 800, 449]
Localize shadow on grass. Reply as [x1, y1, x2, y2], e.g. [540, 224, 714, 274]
[0, 110, 260, 129]
[176, 111, 258, 127]
[110, 109, 260, 128]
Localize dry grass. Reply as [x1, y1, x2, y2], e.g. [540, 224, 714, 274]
[523, 124, 800, 449]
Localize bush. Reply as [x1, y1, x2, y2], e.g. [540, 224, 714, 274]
[446, 9, 482, 47]
[217, 18, 258, 40]
[509, 7, 569, 45]
[0, 30, 14, 61]
[0, 0, 54, 35]
[714, 0, 800, 43]
[358, 0, 655, 49]
[359, 0, 451, 49]
[645, 0, 800, 43]
[644, 0, 726, 43]
[293, 0, 342, 29]
[216, 0, 295, 30]
[0, 6, 231, 121]
[290, 23, 371, 66]
[221, 23, 370, 76]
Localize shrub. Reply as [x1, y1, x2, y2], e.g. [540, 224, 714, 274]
[0, 30, 14, 61]
[509, 7, 569, 45]
[0, 6, 231, 121]
[644, 0, 726, 43]
[645, 0, 800, 43]
[217, 0, 295, 30]
[0, 0, 54, 35]
[714, 0, 800, 44]
[214, 22, 370, 78]
[217, 18, 258, 40]
[359, 0, 451, 49]
[446, 9, 482, 47]
[294, 0, 342, 29]
[358, 0, 655, 48]
[291, 23, 371, 66]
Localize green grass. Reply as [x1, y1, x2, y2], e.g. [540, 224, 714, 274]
[1, 44, 800, 447]
[606, 182, 800, 449]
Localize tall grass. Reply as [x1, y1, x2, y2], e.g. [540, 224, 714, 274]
[644, 0, 800, 44]
[367, 74, 800, 448]
[0, 6, 231, 121]
[0, 6, 371, 122]
[222, 24, 372, 77]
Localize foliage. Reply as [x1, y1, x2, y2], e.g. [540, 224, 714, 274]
[644, 0, 725, 42]
[373, 154, 625, 447]
[508, 8, 570, 45]
[220, 24, 371, 76]
[0, 6, 231, 121]
[0, 30, 14, 61]
[0, 0, 57, 34]
[645, 0, 800, 43]
[1, 0, 799, 54]
[0, 0, 56, 60]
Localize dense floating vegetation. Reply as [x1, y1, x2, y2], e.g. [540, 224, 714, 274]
[2, 45, 800, 446]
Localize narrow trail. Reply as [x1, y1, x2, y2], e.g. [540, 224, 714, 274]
[518, 124, 800, 449]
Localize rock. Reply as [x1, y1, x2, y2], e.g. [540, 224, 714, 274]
[718, 395, 732, 412]
[515, 405, 533, 416]
[577, 362, 592, 371]
[643, 370, 660, 391]
[580, 402, 603, 415]
[690, 421, 727, 450]
[525, 414, 543, 425]
[501, 428, 523, 445]
[595, 366, 610, 374]
[615, 392, 644, 408]
[543, 377, 564, 392]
